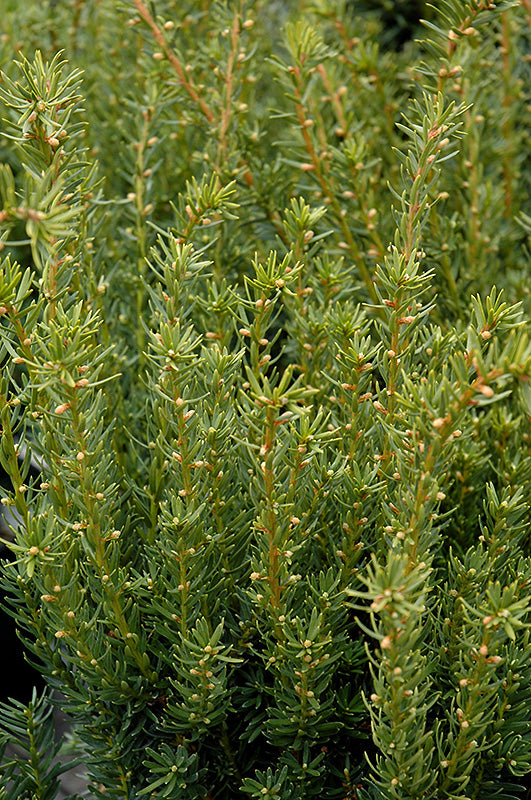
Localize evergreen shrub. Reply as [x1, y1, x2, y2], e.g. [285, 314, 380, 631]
[1, 1, 531, 798]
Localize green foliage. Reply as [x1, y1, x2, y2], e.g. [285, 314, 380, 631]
[0, 688, 79, 800]
[0, 1, 530, 798]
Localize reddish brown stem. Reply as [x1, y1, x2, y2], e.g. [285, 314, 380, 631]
[132, 0, 215, 124]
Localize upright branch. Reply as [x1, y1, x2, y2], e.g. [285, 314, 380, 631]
[132, 0, 215, 124]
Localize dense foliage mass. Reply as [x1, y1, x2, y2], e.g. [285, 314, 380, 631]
[0, 1, 531, 798]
